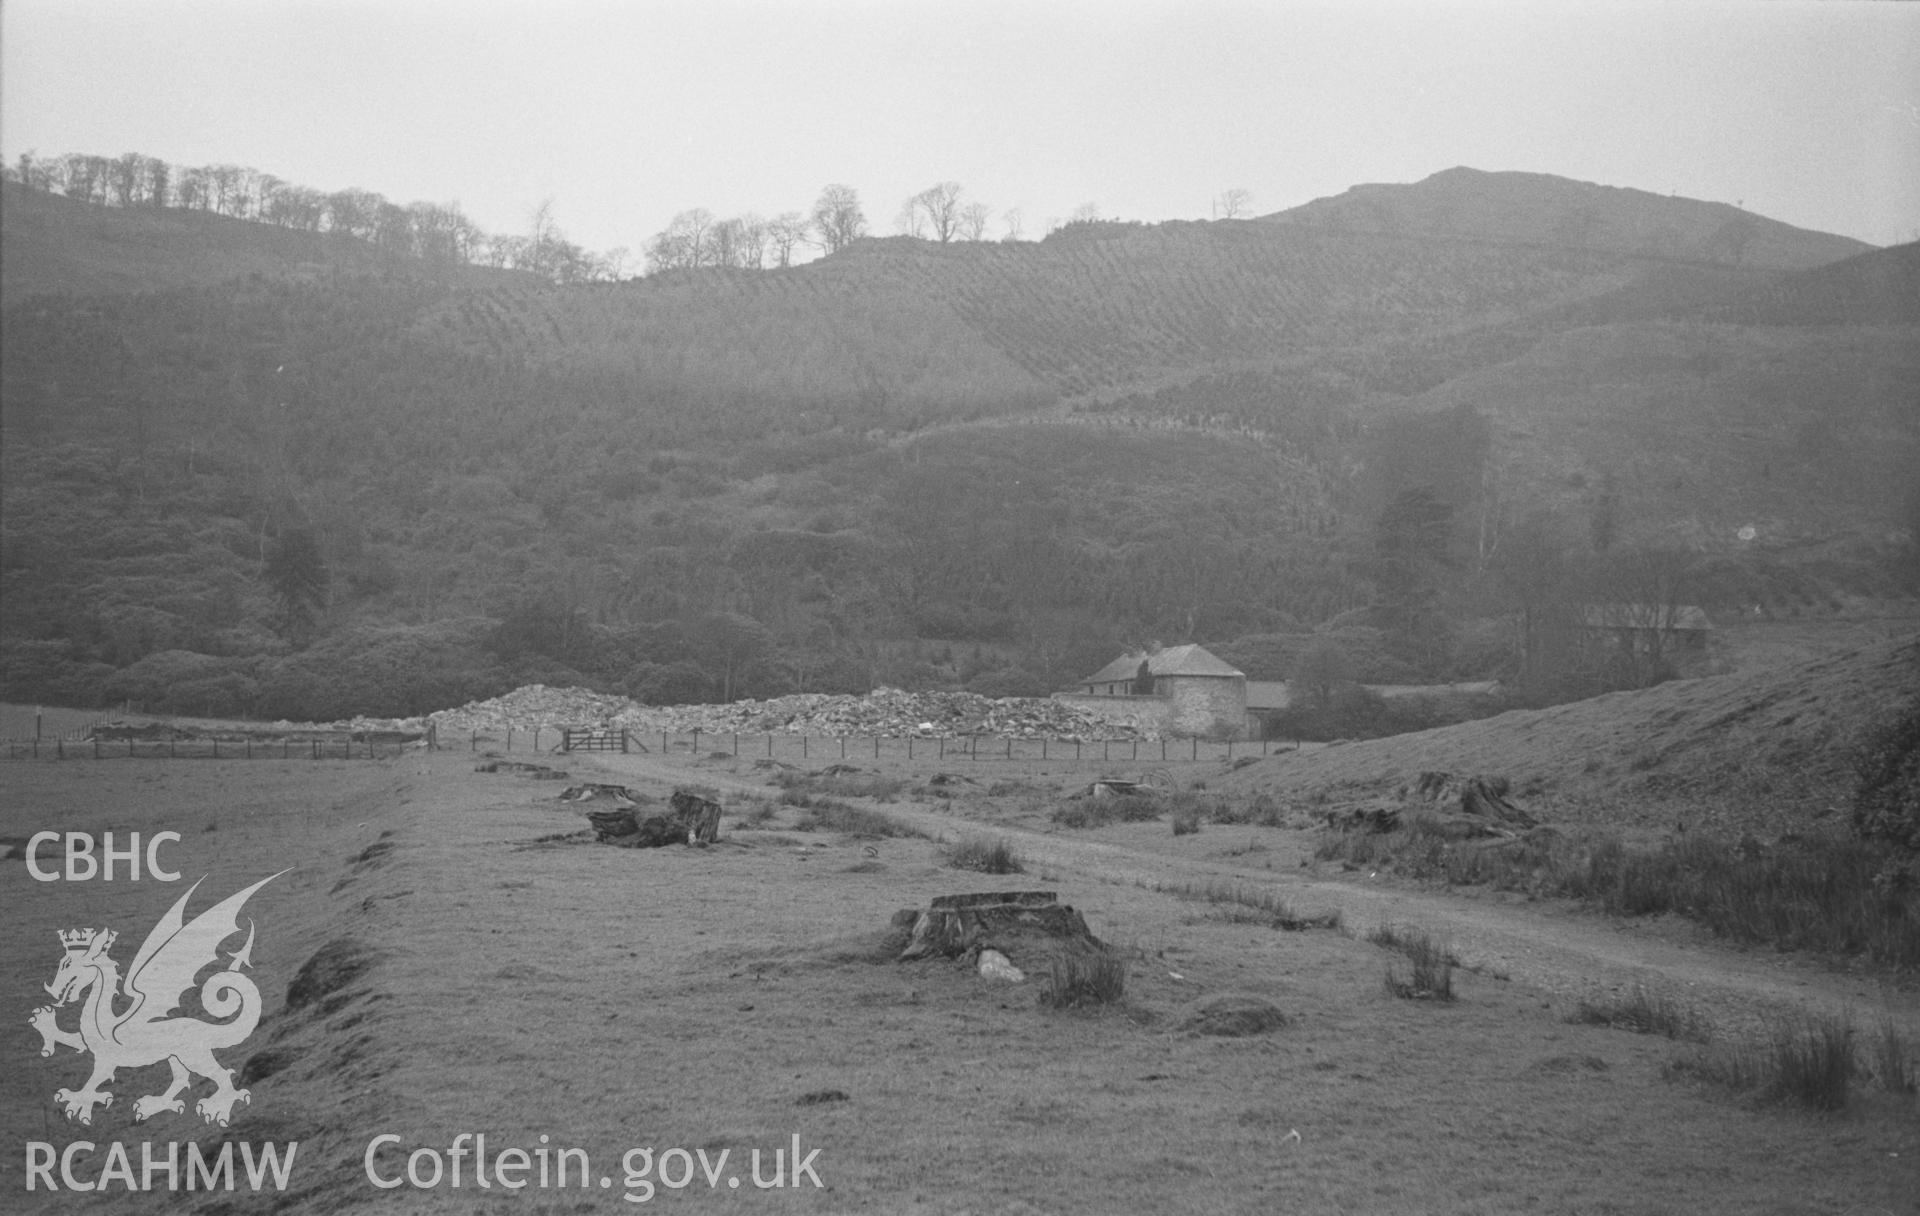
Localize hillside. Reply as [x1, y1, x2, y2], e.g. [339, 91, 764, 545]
[0, 179, 528, 304]
[1, 167, 1913, 721]
[1267, 166, 1873, 270]
[1221, 636, 1920, 839]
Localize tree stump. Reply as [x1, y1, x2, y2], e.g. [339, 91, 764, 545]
[1410, 771, 1537, 829]
[893, 891, 1104, 967]
[588, 790, 723, 847]
[670, 790, 723, 844]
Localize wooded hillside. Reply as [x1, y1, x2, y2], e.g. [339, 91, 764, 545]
[2, 168, 1914, 726]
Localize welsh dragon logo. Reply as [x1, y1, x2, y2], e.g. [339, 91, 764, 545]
[29, 873, 285, 1127]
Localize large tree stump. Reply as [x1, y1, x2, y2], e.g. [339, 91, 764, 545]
[1410, 771, 1537, 829]
[894, 891, 1103, 966]
[670, 789, 723, 844]
[588, 789, 724, 847]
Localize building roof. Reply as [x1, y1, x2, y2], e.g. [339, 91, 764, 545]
[1080, 644, 1246, 685]
[1579, 604, 1712, 631]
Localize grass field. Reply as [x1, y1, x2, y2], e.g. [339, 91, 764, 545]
[4, 743, 1915, 1213]
[0, 704, 110, 743]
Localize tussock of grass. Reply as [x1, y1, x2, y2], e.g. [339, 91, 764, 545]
[1156, 879, 1341, 931]
[774, 770, 907, 802]
[1039, 950, 1127, 1008]
[1205, 792, 1290, 828]
[1369, 924, 1456, 1001]
[1868, 1016, 1917, 1096]
[1317, 820, 1920, 968]
[792, 800, 918, 838]
[1051, 793, 1163, 828]
[1568, 985, 1710, 1042]
[944, 835, 1025, 874]
[1056, 789, 1287, 830]
[1665, 1013, 1856, 1112]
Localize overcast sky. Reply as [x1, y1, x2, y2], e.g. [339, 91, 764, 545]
[3, 0, 1915, 259]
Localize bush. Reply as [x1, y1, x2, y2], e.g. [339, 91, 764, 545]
[1666, 1013, 1856, 1112]
[790, 799, 916, 838]
[1370, 924, 1456, 1001]
[775, 770, 906, 802]
[254, 620, 507, 720]
[103, 650, 256, 717]
[1051, 793, 1163, 828]
[1568, 986, 1709, 1041]
[1039, 950, 1127, 1008]
[1854, 697, 1920, 851]
[1318, 821, 1920, 969]
[944, 835, 1024, 874]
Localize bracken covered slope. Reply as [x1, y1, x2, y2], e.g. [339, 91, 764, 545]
[1219, 636, 1920, 838]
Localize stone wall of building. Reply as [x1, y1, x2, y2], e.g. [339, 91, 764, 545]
[1055, 676, 1249, 738]
[1159, 675, 1248, 738]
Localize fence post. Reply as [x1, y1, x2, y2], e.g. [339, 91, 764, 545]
[1042, 737, 1047, 760]
[803, 735, 808, 759]
[1103, 740, 1109, 761]
[58, 739, 65, 760]
[1162, 740, 1168, 761]
[939, 737, 945, 759]
[766, 734, 773, 758]
[507, 727, 514, 752]
[662, 731, 669, 754]
[874, 736, 880, 760]
[1005, 737, 1011, 759]
[735, 733, 740, 756]
[1192, 737, 1198, 760]
[909, 737, 914, 761]
[1227, 739, 1233, 761]
[312, 740, 319, 759]
[1132, 740, 1138, 760]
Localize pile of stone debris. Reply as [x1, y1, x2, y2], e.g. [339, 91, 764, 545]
[404, 683, 1156, 741]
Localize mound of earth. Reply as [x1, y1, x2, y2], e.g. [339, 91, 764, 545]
[1222, 637, 1918, 838]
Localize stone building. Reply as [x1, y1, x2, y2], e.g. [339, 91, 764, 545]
[1055, 644, 1249, 738]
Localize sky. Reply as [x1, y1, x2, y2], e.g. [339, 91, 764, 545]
[2, 0, 1916, 260]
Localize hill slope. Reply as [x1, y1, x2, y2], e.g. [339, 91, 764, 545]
[1, 168, 1912, 717]
[1221, 636, 1919, 838]
[0, 180, 528, 304]
[1266, 166, 1873, 269]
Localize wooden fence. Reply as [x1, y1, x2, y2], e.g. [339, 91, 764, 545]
[2, 736, 408, 762]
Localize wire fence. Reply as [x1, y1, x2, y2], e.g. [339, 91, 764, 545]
[2, 736, 410, 762]
[0, 704, 114, 745]
[443, 725, 1286, 767]
[0, 716, 1289, 767]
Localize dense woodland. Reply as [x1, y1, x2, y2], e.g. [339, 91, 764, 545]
[2, 169, 1915, 732]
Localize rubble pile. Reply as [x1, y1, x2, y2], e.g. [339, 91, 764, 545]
[614, 687, 1157, 741]
[403, 683, 1157, 741]
[424, 685, 637, 736]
